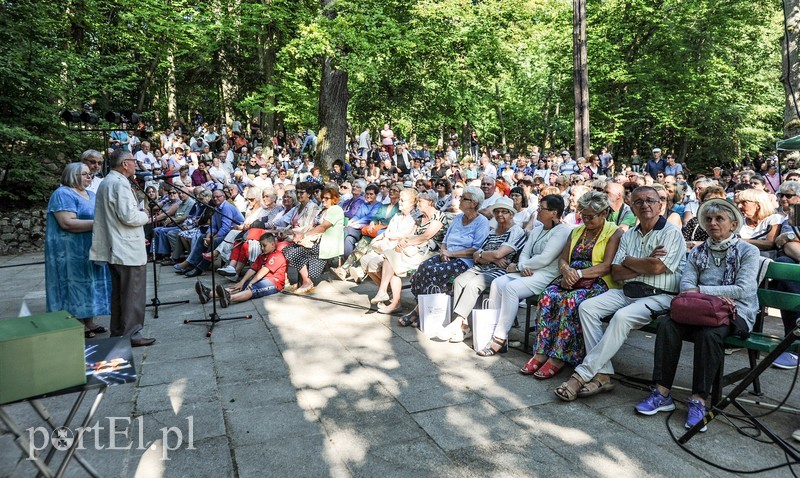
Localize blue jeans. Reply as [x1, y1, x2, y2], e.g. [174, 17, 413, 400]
[187, 236, 224, 270]
[153, 226, 180, 255]
[246, 278, 280, 298]
[300, 136, 317, 156]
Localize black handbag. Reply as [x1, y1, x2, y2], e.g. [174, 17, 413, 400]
[623, 281, 677, 299]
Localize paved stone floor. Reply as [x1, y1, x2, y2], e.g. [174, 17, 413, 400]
[1, 252, 799, 477]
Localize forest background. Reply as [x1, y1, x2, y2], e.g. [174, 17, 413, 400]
[0, 0, 791, 204]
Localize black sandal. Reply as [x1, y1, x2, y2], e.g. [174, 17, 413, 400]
[397, 310, 419, 327]
[477, 337, 508, 357]
[84, 330, 96, 339]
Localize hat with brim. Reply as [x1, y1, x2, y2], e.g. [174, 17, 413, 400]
[488, 196, 515, 215]
[697, 198, 744, 234]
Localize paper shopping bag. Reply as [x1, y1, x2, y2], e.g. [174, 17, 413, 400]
[418, 286, 451, 336]
[471, 299, 499, 352]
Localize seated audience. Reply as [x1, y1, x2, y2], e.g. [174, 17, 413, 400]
[736, 188, 782, 251]
[437, 196, 527, 343]
[634, 199, 759, 432]
[400, 187, 489, 327]
[520, 192, 622, 376]
[555, 186, 685, 401]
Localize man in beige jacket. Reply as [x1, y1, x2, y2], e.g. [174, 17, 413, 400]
[90, 149, 156, 347]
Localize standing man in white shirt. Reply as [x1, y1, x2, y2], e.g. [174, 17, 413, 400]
[90, 149, 155, 347]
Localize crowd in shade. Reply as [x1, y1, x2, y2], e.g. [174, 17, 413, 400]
[45, 115, 800, 440]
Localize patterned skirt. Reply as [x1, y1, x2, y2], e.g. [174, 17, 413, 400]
[410, 255, 470, 297]
[283, 242, 326, 280]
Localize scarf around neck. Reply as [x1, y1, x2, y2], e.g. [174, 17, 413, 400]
[695, 234, 739, 285]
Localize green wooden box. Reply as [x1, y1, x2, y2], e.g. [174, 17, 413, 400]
[0, 311, 86, 404]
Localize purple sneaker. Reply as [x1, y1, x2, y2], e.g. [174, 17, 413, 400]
[635, 387, 675, 415]
[772, 352, 799, 370]
[685, 398, 708, 432]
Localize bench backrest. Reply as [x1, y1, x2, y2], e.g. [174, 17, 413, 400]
[759, 261, 800, 314]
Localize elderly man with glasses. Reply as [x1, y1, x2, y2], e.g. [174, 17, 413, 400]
[176, 190, 244, 278]
[555, 186, 685, 401]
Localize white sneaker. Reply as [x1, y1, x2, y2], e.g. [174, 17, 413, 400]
[217, 265, 237, 277]
[349, 266, 365, 283]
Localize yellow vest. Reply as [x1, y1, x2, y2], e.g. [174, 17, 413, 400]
[568, 221, 620, 289]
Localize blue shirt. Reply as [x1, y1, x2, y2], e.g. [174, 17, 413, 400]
[443, 213, 490, 267]
[213, 200, 244, 238]
[349, 201, 382, 229]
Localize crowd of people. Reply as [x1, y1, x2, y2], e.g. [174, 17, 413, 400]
[43, 119, 800, 438]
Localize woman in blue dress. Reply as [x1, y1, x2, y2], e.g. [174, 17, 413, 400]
[45, 162, 111, 337]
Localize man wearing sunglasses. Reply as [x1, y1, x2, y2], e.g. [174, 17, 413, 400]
[81, 149, 105, 193]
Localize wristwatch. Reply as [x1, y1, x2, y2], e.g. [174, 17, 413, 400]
[478, 250, 484, 258]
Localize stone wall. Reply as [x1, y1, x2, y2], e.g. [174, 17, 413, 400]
[0, 208, 46, 255]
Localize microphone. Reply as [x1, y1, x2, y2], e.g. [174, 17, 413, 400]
[150, 173, 181, 180]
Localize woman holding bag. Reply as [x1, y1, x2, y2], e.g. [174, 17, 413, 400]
[634, 199, 759, 432]
[401, 187, 489, 327]
[519, 192, 623, 376]
[436, 196, 529, 344]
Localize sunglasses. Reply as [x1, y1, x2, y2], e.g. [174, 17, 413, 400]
[778, 193, 797, 199]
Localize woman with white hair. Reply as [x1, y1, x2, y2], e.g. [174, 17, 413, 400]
[736, 188, 782, 251]
[437, 195, 528, 344]
[341, 179, 367, 220]
[399, 186, 489, 327]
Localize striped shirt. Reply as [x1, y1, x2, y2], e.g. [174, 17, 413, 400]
[474, 224, 528, 278]
[612, 216, 685, 293]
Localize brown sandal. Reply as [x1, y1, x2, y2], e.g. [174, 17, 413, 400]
[555, 373, 586, 402]
[577, 376, 616, 398]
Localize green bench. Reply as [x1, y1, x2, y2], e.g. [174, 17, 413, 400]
[522, 261, 800, 405]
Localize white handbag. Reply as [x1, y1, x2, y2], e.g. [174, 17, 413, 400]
[471, 299, 499, 352]
[418, 286, 451, 337]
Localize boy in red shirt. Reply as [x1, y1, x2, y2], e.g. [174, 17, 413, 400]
[195, 233, 286, 307]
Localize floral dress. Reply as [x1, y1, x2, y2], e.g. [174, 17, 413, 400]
[533, 237, 608, 365]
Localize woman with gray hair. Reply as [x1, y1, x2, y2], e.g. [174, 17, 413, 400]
[341, 179, 368, 220]
[371, 190, 446, 314]
[519, 191, 623, 375]
[634, 199, 759, 432]
[399, 186, 490, 327]
[45, 162, 111, 338]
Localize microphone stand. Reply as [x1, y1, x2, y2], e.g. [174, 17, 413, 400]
[182, 195, 252, 337]
[128, 177, 190, 318]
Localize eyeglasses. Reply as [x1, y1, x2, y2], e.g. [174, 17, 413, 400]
[581, 214, 599, 221]
[80, 173, 92, 177]
[593, 187, 604, 192]
[248, 197, 258, 201]
[633, 198, 661, 207]
[322, 196, 333, 201]
[658, 195, 668, 201]
[86, 160, 101, 166]
[778, 192, 797, 199]
[296, 191, 309, 195]
[494, 209, 512, 215]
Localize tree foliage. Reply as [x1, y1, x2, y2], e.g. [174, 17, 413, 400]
[0, 0, 785, 204]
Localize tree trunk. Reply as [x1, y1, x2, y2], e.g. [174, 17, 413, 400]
[572, 0, 590, 157]
[495, 83, 507, 154]
[317, 56, 349, 175]
[316, 0, 349, 175]
[137, 57, 159, 112]
[167, 50, 177, 120]
[783, 0, 800, 148]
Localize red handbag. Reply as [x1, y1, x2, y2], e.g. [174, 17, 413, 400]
[670, 292, 736, 327]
